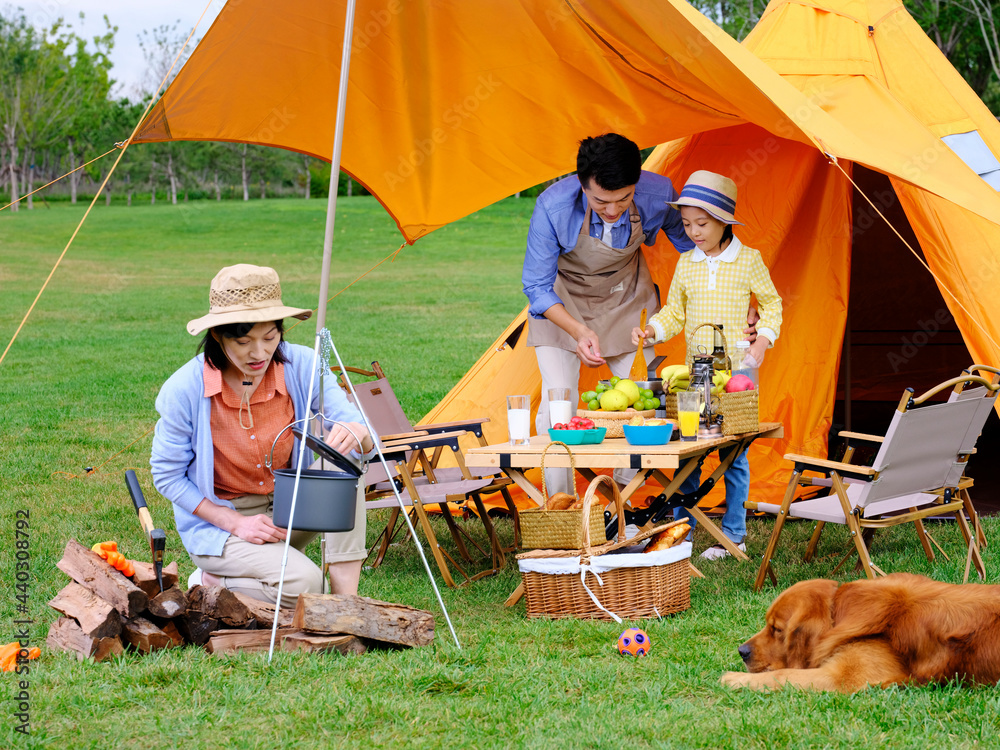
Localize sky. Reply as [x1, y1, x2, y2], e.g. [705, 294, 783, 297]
[13, 0, 225, 97]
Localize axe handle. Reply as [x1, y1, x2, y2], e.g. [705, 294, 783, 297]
[125, 469, 165, 591]
[126, 470, 156, 536]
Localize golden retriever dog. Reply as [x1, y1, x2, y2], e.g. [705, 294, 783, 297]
[721, 573, 1000, 693]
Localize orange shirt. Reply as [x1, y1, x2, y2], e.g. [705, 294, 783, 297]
[205, 360, 295, 499]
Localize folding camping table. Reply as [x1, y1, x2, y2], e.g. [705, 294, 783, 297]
[464, 422, 783, 605]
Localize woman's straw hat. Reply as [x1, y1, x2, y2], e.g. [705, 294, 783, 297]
[667, 170, 743, 225]
[186, 264, 312, 335]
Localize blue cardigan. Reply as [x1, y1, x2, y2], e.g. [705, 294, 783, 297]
[150, 343, 363, 556]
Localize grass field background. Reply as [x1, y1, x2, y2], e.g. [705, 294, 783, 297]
[2, 198, 999, 748]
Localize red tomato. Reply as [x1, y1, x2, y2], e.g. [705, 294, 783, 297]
[553, 423, 567, 430]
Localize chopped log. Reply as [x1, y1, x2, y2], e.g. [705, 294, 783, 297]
[46, 617, 123, 663]
[232, 592, 293, 629]
[146, 586, 188, 619]
[291, 593, 434, 647]
[158, 619, 186, 648]
[56, 539, 148, 618]
[187, 585, 252, 627]
[206, 628, 365, 655]
[131, 560, 180, 597]
[176, 611, 218, 647]
[121, 617, 176, 653]
[284, 631, 366, 656]
[48, 582, 122, 639]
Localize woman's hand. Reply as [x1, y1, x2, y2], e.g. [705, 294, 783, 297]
[326, 421, 371, 455]
[193, 499, 286, 545]
[631, 325, 655, 346]
[231, 513, 287, 545]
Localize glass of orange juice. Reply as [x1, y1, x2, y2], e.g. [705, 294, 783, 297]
[676, 391, 702, 442]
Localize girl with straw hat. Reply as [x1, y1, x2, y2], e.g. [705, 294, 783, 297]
[632, 171, 783, 560]
[151, 264, 373, 605]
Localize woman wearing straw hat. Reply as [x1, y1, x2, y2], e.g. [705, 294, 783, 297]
[634, 170, 782, 560]
[151, 264, 373, 605]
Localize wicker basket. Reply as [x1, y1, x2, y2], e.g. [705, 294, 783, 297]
[687, 323, 759, 436]
[518, 442, 605, 550]
[517, 475, 692, 621]
[576, 408, 656, 438]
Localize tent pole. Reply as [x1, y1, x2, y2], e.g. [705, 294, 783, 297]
[316, 0, 358, 331]
[308, 0, 462, 649]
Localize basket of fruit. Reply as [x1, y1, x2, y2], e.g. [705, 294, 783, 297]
[548, 415, 606, 445]
[518, 441, 606, 549]
[657, 324, 759, 435]
[577, 377, 659, 438]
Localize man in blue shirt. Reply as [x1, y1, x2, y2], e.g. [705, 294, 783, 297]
[523, 133, 694, 494]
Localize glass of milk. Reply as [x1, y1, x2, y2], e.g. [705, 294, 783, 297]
[506, 395, 531, 446]
[547, 387, 573, 428]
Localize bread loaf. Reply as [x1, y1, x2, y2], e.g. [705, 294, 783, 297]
[544, 492, 576, 511]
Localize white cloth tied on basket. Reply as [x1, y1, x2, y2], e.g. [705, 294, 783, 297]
[517, 542, 693, 623]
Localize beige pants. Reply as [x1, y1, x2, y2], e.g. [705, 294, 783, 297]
[189, 485, 367, 609]
[533, 345, 654, 496]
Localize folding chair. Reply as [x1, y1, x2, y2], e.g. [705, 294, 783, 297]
[331, 363, 519, 588]
[747, 370, 998, 591]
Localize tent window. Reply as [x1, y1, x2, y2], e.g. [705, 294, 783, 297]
[942, 131, 1000, 189]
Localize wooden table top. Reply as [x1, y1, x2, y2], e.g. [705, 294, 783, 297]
[465, 422, 783, 470]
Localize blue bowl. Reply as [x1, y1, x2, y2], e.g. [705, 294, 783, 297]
[547, 427, 607, 445]
[622, 423, 674, 446]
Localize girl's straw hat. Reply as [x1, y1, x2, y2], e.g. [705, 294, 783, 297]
[667, 170, 743, 225]
[186, 264, 312, 335]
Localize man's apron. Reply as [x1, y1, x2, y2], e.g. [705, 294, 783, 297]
[527, 203, 659, 358]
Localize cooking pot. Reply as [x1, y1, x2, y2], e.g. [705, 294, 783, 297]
[268, 419, 363, 532]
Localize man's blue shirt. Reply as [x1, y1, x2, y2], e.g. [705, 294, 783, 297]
[522, 171, 694, 319]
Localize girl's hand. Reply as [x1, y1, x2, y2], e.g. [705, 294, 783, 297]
[743, 306, 760, 343]
[631, 325, 655, 346]
[326, 421, 371, 455]
[746, 337, 770, 368]
[232, 513, 287, 545]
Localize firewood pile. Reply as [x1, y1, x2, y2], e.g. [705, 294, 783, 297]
[47, 539, 435, 661]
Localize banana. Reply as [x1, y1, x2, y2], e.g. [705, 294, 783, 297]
[659, 364, 688, 381]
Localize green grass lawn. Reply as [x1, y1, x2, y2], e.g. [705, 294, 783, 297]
[2, 198, 999, 748]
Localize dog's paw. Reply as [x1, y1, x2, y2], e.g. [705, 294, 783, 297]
[720, 671, 752, 688]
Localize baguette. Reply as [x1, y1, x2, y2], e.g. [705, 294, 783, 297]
[643, 523, 691, 553]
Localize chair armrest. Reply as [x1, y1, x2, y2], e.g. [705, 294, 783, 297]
[417, 418, 489, 436]
[380, 430, 467, 453]
[378, 430, 430, 441]
[784, 453, 877, 477]
[838, 430, 884, 443]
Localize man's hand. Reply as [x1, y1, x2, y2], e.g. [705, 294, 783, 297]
[576, 327, 606, 367]
[743, 306, 761, 343]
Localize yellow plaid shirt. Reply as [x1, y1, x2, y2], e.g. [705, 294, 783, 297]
[649, 237, 782, 360]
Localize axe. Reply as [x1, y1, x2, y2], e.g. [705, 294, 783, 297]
[125, 470, 166, 593]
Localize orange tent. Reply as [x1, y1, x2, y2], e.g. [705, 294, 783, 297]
[137, 0, 1000, 505]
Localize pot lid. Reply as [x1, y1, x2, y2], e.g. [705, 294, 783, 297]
[292, 428, 363, 477]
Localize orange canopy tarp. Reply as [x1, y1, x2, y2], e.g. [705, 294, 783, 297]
[139, 0, 1000, 508]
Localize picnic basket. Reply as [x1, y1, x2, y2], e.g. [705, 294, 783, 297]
[518, 442, 605, 550]
[517, 475, 692, 621]
[690, 322, 759, 436]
